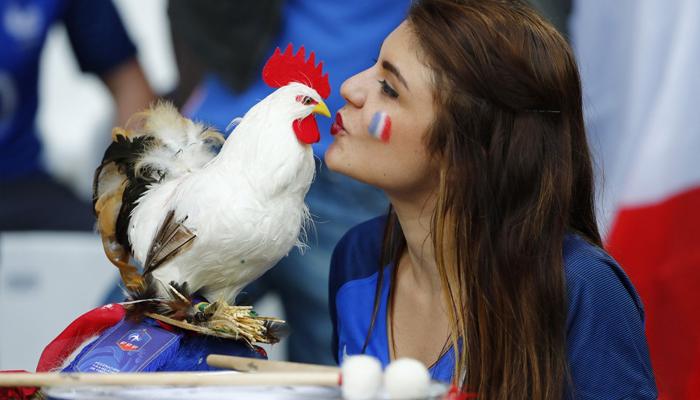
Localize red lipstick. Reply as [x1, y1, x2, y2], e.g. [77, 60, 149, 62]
[331, 113, 344, 135]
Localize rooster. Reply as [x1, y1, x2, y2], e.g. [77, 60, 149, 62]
[92, 45, 330, 336]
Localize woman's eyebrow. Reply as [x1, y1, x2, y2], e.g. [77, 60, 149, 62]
[382, 60, 410, 91]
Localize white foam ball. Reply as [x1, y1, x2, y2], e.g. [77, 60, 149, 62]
[384, 358, 431, 399]
[340, 355, 383, 400]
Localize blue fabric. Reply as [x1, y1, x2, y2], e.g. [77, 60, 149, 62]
[330, 216, 658, 398]
[0, 0, 136, 180]
[61, 318, 183, 373]
[62, 317, 265, 373]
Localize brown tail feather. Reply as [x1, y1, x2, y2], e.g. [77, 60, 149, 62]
[143, 210, 196, 276]
[94, 177, 146, 291]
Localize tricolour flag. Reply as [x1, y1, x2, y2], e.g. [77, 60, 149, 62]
[573, 0, 700, 397]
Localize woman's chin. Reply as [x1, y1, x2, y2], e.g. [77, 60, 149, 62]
[324, 141, 344, 171]
[324, 147, 358, 181]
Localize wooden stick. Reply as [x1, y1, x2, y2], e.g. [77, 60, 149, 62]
[206, 354, 340, 374]
[0, 371, 340, 388]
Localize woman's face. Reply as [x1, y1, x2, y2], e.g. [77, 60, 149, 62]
[325, 22, 439, 198]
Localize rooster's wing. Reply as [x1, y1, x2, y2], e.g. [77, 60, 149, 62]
[93, 102, 224, 289]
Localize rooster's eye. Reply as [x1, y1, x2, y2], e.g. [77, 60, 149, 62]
[296, 95, 317, 106]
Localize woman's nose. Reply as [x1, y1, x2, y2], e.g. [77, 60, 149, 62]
[340, 69, 369, 108]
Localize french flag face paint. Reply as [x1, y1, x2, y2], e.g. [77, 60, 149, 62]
[368, 111, 392, 142]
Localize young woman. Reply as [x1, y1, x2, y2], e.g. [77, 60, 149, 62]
[325, 0, 657, 398]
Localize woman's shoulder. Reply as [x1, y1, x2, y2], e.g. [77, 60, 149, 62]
[562, 233, 645, 320]
[562, 234, 657, 399]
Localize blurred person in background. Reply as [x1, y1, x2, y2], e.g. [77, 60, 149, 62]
[0, 0, 154, 231]
[166, 0, 407, 365]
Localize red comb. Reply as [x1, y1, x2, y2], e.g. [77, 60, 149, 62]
[262, 44, 330, 99]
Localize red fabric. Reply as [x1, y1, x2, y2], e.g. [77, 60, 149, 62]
[607, 186, 700, 399]
[36, 304, 125, 372]
[0, 371, 38, 400]
[443, 385, 478, 400]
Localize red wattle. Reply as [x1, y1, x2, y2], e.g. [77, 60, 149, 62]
[293, 115, 320, 144]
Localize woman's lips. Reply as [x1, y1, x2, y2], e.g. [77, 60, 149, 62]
[330, 112, 345, 135]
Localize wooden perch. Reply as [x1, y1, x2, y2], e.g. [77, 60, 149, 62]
[206, 354, 340, 373]
[0, 371, 340, 388]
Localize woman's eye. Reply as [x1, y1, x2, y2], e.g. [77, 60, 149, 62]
[379, 80, 399, 99]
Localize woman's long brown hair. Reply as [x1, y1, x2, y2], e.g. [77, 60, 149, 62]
[370, 0, 602, 398]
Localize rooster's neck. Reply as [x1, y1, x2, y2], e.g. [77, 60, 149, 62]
[213, 117, 314, 197]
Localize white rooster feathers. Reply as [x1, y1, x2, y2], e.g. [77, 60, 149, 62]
[93, 82, 325, 306]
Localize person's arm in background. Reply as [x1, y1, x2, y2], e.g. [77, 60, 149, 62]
[63, 0, 155, 126]
[102, 57, 155, 126]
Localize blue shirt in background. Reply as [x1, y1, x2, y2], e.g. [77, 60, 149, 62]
[330, 216, 658, 399]
[0, 0, 136, 180]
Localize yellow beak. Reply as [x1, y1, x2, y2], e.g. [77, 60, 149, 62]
[312, 100, 331, 118]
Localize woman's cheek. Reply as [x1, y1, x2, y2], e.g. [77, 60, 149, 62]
[367, 111, 392, 143]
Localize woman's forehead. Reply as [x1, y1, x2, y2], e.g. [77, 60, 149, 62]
[380, 22, 433, 95]
[381, 22, 416, 62]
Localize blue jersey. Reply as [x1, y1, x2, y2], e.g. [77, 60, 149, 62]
[188, 0, 409, 156]
[0, 0, 136, 180]
[330, 216, 658, 399]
